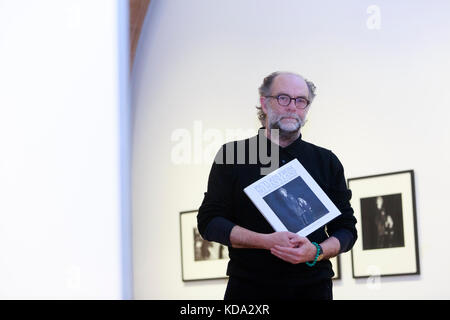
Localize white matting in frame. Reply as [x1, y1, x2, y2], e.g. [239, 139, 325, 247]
[348, 170, 420, 278]
[180, 210, 229, 281]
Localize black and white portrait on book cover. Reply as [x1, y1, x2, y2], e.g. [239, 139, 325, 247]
[263, 176, 329, 233]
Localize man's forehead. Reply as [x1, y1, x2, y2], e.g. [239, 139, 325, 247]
[271, 73, 308, 92]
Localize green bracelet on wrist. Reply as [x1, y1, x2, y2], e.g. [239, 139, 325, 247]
[306, 242, 320, 267]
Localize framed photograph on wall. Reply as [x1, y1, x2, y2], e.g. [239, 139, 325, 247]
[348, 170, 420, 278]
[179, 210, 229, 281]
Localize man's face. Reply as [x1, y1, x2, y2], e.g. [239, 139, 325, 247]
[376, 196, 383, 209]
[279, 188, 287, 197]
[261, 74, 310, 133]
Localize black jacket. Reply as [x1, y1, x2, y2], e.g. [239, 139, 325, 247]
[198, 130, 357, 285]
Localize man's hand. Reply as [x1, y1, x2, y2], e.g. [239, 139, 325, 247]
[229, 226, 301, 250]
[270, 236, 317, 264]
[261, 231, 302, 250]
[230, 225, 341, 264]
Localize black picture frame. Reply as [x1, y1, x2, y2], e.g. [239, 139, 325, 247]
[179, 210, 229, 281]
[348, 170, 420, 278]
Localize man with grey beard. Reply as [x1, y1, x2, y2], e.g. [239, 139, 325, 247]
[197, 71, 357, 300]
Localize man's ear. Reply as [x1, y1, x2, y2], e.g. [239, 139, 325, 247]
[260, 96, 268, 113]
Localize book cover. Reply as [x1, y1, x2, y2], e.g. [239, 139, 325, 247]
[244, 159, 341, 237]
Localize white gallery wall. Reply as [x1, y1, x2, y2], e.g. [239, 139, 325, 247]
[0, 0, 131, 298]
[131, 0, 450, 299]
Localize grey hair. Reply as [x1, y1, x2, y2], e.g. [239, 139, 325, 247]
[256, 71, 317, 126]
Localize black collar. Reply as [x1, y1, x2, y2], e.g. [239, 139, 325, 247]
[258, 127, 305, 155]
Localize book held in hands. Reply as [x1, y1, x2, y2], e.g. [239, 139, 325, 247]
[244, 159, 341, 237]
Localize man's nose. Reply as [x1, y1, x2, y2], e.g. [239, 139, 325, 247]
[286, 99, 297, 110]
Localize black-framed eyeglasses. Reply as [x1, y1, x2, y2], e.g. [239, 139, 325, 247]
[265, 94, 310, 109]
